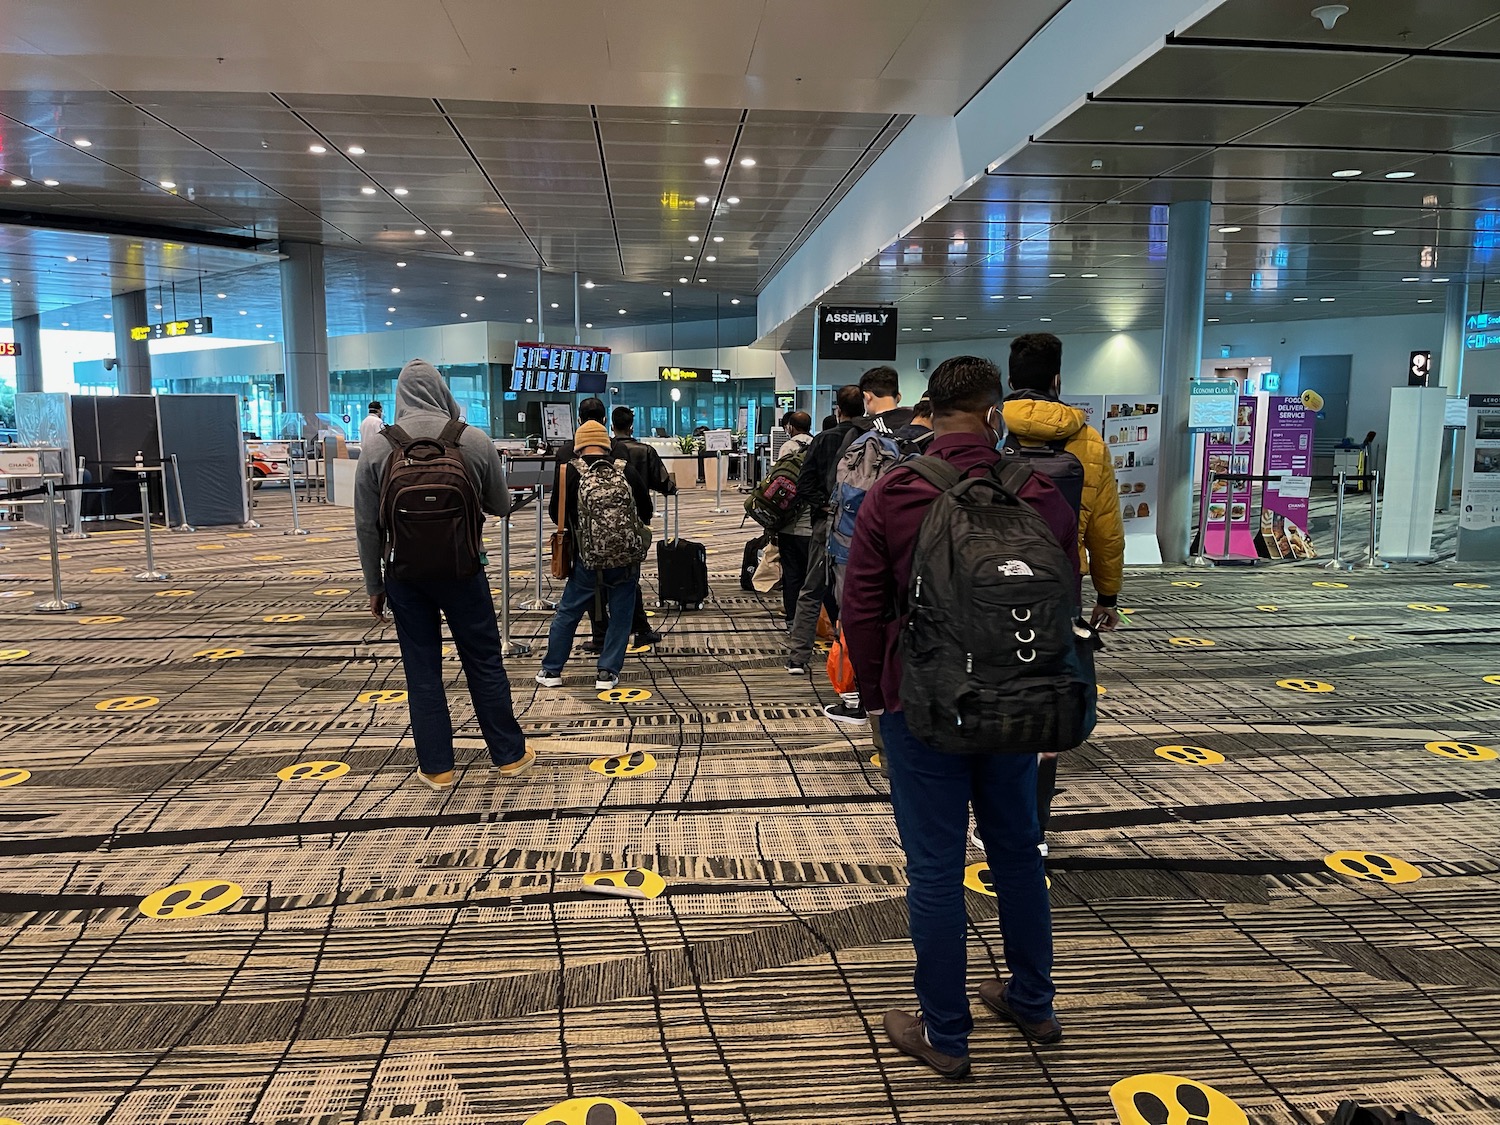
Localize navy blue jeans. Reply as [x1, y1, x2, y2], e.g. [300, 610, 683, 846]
[383, 572, 528, 776]
[880, 710, 1055, 1057]
[542, 563, 640, 678]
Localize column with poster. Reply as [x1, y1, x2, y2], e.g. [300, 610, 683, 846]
[1258, 397, 1317, 560]
[1199, 396, 1260, 559]
[1101, 396, 1162, 565]
[1457, 394, 1500, 561]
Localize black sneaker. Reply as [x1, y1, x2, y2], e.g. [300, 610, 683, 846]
[580, 639, 602, 655]
[634, 630, 663, 646]
[786, 661, 809, 675]
[824, 701, 868, 725]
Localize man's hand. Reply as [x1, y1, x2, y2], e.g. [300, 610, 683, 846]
[370, 593, 386, 620]
[1089, 603, 1120, 632]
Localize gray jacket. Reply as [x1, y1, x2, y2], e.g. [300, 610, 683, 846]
[354, 359, 510, 595]
[777, 431, 815, 536]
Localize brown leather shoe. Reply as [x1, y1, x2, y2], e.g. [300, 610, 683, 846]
[882, 1010, 971, 1079]
[978, 980, 1062, 1044]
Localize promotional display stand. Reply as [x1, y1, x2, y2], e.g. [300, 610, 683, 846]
[1457, 393, 1500, 562]
[1380, 387, 1445, 562]
[1197, 396, 1261, 561]
[1257, 397, 1317, 561]
[1102, 397, 1162, 565]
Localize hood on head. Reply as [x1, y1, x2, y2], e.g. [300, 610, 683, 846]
[1002, 390, 1085, 442]
[395, 359, 459, 421]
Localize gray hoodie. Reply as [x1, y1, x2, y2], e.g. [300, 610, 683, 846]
[354, 359, 510, 595]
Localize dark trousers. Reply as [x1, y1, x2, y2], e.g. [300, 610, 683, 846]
[1037, 753, 1058, 836]
[776, 531, 811, 625]
[542, 563, 640, 677]
[384, 572, 528, 776]
[880, 710, 1055, 1058]
[588, 586, 651, 643]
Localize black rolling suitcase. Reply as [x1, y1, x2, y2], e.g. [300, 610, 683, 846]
[657, 493, 710, 609]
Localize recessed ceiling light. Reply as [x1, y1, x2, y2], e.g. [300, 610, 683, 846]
[1080, 273, 1098, 278]
[740, 157, 756, 167]
[392, 187, 409, 196]
[239, 309, 248, 315]
[683, 255, 692, 261]
[922, 327, 932, 331]
[688, 235, 700, 243]
[705, 255, 717, 262]
[347, 145, 365, 156]
[1434, 276, 1450, 282]
[550, 302, 559, 309]
[65, 254, 77, 262]
[526, 317, 534, 323]
[1320, 297, 1336, 302]
[440, 229, 453, 236]
[1040, 317, 1053, 322]
[42, 179, 58, 186]
[989, 294, 1004, 299]
[1049, 272, 1066, 277]
[60, 321, 68, 327]
[712, 236, 724, 244]
[695, 195, 710, 204]
[731, 298, 740, 305]
[360, 186, 376, 194]
[255, 323, 263, 328]
[1293, 296, 1309, 302]
[704, 157, 721, 166]
[74, 138, 91, 148]
[387, 306, 396, 312]
[663, 291, 671, 297]
[397, 261, 407, 268]
[584, 280, 595, 289]
[698, 278, 707, 282]
[1385, 170, 1415, 179]
[391, 287, 401, 294]
[585, 322, 593, 328]
[902, 327, 912, 331]
[159, 179, 176, 189]
[932, 315, 944, 320]
[103, 313, 110, 319]
[414, 228, 425, 235]
[309, 144, 327, 154]
[1331, 169, 1362, 178]
[1402, 276, 1420, 282]
[9, 178, 26, 187]
[461, 312, 468, 318]
[1372, 228, 1396, 236]
[217, 292, 227, 298]
[475, 295, 484, 301]
[496, 272, 506, 278]
[462, 250, 475, 256]
[1, 278, 9, 283]
[153, 303, 162, 310]
[620, 308, 628, 314]
[955, 315, 967, 320]
[1418, 298, 1434, 304]
[726, 196, 739, 204]
[385, 320, 393, 326]
[1218, 226, 1241, 233]
[1017, 295, 1033, 300]
[680, 277, 689, 283]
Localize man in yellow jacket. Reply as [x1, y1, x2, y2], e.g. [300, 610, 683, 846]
[1002, 334, 1125, 632]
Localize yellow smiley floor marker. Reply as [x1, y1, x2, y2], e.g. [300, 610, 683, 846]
[581, 868, 666, 900]
[1424, 740, 1498, 762]
[1256, 605, 1279, 612]
[1169, 637, 1215, 648]
[1155, 745, 1225, 766]
[1312, 580, 1349, 589]
[0, 768, 32, 789]
[277, 760, 351, 781]
[195, 543, 226, 550]
[91, 566, 127, 574]
[290, 568, 323, 577]
[95, 695, 160, 712]
[1276, 678, 1334, 694]
[139, 879, 243, 919]
[625, 642, 652, 654]
[1097, 685, 1107, 696]
[227, 532, 254, 539]
[1110, 1074, 1249, 1125]
[192, 648, 244, 661]
[1324, 849, 1421, 884]
[1348, 634, 1373, 641]
[154, 589, 195, 598]
[1407, 603, 1450, 612]
[1484, 675, 1500, 686]
[313, 587, 350, 596]
[964, 861, 997, 897]
[0, 590, 34, 599]
[357, 689, 408, 705]
[0, 649, 29, 661]
[598, 687, 652, 703]
[588, 750, 658, 777]
[253, 554, 284, 561]
[644, 610, 656, 618]
[870, 752, 882, 769]
[78, 614, 125, 625]
[524, 1098, 647, 1125]
[1454, 582, 1490, 589]
[36, 553, 71, 561]
[263, 613, 306, 623]
[306, 536, 333, 543]
[1170, 580, 1201, 588]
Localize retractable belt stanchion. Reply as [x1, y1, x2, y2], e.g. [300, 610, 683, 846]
[242, 452, 262, 530]
[519, 483, 555, 612]
[168, 453, 195, 533]
[1323, 471, 1353, 571]
[1357, 470, 1387, 569]
[35, 480, 80, 614]
[65, 455, 89, 541]
[133, 468, 170, 582]
[1189, 470, 1213, 567]
[711, 450, 730, 514]
[284, 445, 309, 536]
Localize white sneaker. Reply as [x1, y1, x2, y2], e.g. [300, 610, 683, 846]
[535, 672, 564, 688]
[1038, 841, 1049, 858]
[969, 825, 983, 852]
[595, 672, 620, 691]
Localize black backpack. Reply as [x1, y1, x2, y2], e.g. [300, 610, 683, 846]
[1000, 435, 1085, 520]
[378, 420, 483, 581]
[898, 457, 1092, 755]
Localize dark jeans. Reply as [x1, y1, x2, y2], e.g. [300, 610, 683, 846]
[787, 516, 837, 663]
[383, 572, 528, 776]
[542, 563, 639, 677]
[880, 710, 1055, 1058]
[1037, 753, 1058, 836]
[776, 531, 811, 624]
[588, 586, 651, 643]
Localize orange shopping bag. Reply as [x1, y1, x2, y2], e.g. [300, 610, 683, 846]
[826, 626, 857, 695]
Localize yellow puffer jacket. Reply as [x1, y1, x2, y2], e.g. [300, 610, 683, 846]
[1001, 395, 1125, 600]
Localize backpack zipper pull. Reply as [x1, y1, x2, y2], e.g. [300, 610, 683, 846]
[965, 653, 973, 674]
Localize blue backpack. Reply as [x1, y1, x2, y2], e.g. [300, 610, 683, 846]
[826, 421, 921, 591]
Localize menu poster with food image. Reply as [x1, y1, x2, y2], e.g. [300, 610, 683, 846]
[1459, 395, 1500, 555]
[1258, 397, 1317, 560]
[1102, 395, 1162, 565]
[1199, 396, 1260, 558]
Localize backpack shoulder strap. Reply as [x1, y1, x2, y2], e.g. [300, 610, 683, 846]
[992, 459, 1035, 497]
[901, 455, 964, 494]
[437, 418, 467, 447]
[381, 423, 413, 451]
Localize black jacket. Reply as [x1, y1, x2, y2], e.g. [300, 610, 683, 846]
[612, 435, 676, 495]
[549, 452, 653, 530]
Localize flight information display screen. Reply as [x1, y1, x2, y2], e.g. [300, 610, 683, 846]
[511, 343, 610, 394]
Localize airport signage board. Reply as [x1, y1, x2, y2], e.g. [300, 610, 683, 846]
[0, 341, 19, 356]
[511, 343, 610, 394]
[130, 317, 213, 341]
[1408, 350, 1433, 386]
[1188, 380, 1238, 430]
[659, 365, 730, 383]
[817, 305, 898, 361]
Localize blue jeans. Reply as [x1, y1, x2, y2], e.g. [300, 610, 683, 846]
[880, 710, 1055, 1058]
[383, 572, 528, 776]
[542, 563, 640, 678]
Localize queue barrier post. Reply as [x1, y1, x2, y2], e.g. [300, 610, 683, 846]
[35, 480, 80, 614]
[1188, 468, 1213, 567]
[711, 450, 730, 514]
[65, 455, 89, 541]
[134, 470, 171, 582]
[1357, 469, 1388, 570]
[519, 483, 556, 612]
[284, 444, 309, 536]
[168, 453, 195, 533]
[1323, 472, 1353, 571]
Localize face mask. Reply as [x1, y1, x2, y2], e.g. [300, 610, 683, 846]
[985, 406, 1003, 450]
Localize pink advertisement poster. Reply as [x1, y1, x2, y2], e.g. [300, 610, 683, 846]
[1259, 396, 1318, 560]
[1200, 396, 1260, 558]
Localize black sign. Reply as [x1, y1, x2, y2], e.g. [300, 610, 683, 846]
[1408, 350, 1433, 387]
[0, 341, 18, 357]
[511, 343, 610, 394]
[130, 316, 213, 341]
[817, 305, 897, 361]
[659, 365, 730, 383]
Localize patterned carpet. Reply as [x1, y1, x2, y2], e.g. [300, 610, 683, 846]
[1, 485, 1498, 1125]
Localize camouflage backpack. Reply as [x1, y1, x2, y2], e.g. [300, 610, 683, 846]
[573, 456, 649, 569]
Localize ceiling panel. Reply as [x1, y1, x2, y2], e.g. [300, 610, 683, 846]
[1098, 44, 1394, 103]
[1325, 56, 1500, 113]
[1038, 100, 1291, 146]
[1179, 0, 1500, 50]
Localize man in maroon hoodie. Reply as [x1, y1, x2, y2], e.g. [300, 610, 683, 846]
[842, 355, 1079, 1079]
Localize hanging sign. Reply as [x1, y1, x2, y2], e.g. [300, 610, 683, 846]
[129, 316, 214, 341]
[816, 305, 898, 361]
[1189, 381, 1238, 430]
[659, 366, 730, 383]
[0, 341, 19, 356]
[1408, 350, 1433, 386]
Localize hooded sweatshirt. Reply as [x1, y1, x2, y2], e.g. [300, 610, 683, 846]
[1001, 390, 1125, 603]
[354, 359, 511, 596]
